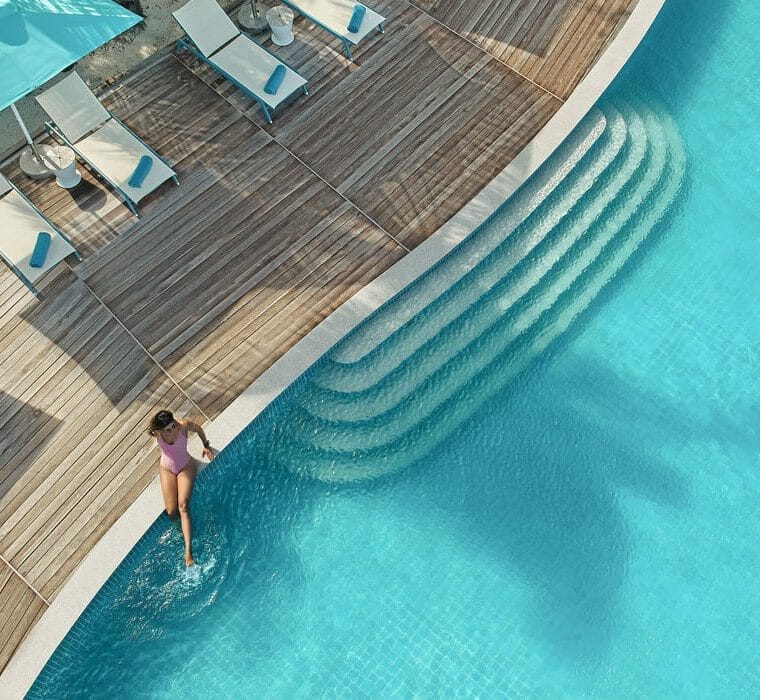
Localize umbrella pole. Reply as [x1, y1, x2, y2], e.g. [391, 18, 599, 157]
[10, 103, 53, 178]
[11, 103, 44, 163]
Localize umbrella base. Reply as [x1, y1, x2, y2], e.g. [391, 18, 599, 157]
[238, 3, 270, 32]
[19, 145, 56, 180]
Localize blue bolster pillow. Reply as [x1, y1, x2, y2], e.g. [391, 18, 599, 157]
[264, 64, 287, 95]
[128, 155, 153, 188]
[30, 232, 52, 268]
[348, 5, 365, 32]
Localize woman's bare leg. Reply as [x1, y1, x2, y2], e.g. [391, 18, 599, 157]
[177, 461, 198, 566]
[158, 467, 179, 519]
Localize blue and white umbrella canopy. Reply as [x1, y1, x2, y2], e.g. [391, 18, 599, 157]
[0, 0, 141, 158]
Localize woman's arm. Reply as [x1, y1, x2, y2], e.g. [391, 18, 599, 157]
[180, 419, 214, 460]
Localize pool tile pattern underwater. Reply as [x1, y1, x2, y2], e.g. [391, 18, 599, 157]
[0, 0, 639, 673]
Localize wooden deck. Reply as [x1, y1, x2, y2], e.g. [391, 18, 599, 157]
[0, 0, 639, 673]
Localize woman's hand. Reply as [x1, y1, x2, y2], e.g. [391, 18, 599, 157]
[183, 420, 214, 461]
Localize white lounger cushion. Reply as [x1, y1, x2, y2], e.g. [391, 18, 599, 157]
[287, 0, 385, 43]
[35, 72, 111, 144]
[212, 35, 307, 109]
[76, 119, 177, 202]
[0, 177, 76, 284]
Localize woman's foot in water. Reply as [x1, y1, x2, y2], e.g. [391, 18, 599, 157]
[185, 551, 196, 567]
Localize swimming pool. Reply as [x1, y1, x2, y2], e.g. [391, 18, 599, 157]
[29, 0, 760, 695]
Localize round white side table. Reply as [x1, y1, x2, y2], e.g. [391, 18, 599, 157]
[42, 145, 81, 189]
[267, 5, 294, 46]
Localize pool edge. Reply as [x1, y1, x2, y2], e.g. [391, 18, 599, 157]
[0, 1, 665, 695]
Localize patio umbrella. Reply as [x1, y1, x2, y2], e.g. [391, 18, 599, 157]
[0, 0, 141, 171]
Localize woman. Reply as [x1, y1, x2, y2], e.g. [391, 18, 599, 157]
[148, 410, 213, 566]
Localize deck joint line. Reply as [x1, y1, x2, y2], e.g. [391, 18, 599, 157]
[404, 0, 565, 103]
[169, 53, 412, 255]
[0, 552, 50, 607]
[66, 271, 213, 424]
[264, 142, 412, 255]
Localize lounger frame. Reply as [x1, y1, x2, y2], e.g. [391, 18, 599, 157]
[0, 178, 81, 296]
[175, 34, 308, 124]
[281, 0, 385, 60]
[43, 114, 179, 217]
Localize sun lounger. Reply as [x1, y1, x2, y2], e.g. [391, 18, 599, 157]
[281, 0, 385, 60]
[173, 0, 308, 124]
[0, 174, 81, 295]
[35, 71, 178, 216]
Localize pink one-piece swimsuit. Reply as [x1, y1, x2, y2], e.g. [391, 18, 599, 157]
[157, 430, 191, 475]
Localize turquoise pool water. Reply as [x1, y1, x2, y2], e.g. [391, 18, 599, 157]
[30, 0, 759, 696]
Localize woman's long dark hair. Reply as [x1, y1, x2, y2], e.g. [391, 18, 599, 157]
[148, 410, 174, 435]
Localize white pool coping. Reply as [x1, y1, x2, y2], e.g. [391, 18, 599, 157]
[0, 1, 665, 695]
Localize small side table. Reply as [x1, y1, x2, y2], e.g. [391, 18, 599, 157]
[42, 145, 81, 189]
[267, 5, 294, 46]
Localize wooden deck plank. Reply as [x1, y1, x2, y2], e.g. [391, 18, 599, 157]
[0, 319, 166, 551]
[0, 323, 128, 487]
[270, 18, 560, 247]
[412, 0, 637, 99]
[0, 282, 107, 416]
[83, 144, 344, 343]
[532, 0, 633, 98]
[0, 562, 46, 671]
[342, 66, 557, 247]
[167, 206, 407, 416]
[277, 19, 478, 183]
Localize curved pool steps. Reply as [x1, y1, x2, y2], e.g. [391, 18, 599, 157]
[323, 108, 614, 372]
[297, 103, 638, 424]
[276, 96, 685, 481]
[309, 107, 625, 405]
[290, 104, 651, 446]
